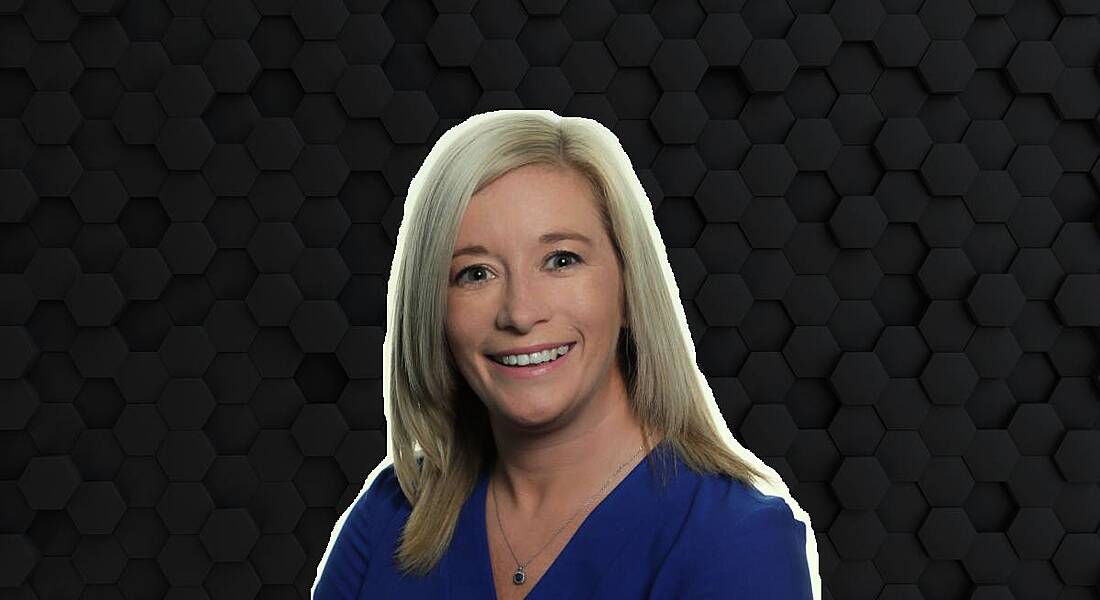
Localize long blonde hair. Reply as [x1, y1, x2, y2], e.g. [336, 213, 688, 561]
[384, 110, 773, 577]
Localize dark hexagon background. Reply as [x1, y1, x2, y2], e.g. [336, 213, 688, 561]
[1, 0, 1100, 598]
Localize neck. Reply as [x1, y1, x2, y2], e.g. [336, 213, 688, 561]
[488, 367, 659, 519]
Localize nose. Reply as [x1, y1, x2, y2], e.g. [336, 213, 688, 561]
[495, 268, 549, 333]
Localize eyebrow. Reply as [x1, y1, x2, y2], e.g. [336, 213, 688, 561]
[452, 230, 594, 259]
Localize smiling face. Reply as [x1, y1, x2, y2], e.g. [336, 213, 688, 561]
[444, 162, 628, 436]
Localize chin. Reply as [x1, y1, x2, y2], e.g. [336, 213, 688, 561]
[492, 393, 572, 430]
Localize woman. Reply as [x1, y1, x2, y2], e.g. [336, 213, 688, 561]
[314, 110, 817, 599]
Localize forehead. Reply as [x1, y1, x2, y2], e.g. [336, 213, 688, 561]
[456, 164, 603, 240]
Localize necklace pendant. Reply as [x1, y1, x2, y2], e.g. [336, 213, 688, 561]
[513, 566, 526, 585]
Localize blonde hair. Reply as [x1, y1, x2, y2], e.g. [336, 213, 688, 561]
[384, 110, 773, 577]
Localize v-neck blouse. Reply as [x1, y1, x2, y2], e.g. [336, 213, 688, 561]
[314, 441, 814, 599]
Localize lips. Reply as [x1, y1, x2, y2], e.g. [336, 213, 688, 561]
[486, 341, 576, 360]
[494, 343, 572, 366]
[485, 341, 576, 379]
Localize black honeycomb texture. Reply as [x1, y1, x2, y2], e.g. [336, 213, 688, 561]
[1, 0, 1099, 598]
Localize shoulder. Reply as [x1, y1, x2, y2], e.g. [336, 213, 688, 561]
[343, 459, 419, 548]
[313, 462, 406, 598]
[355, 462, 408, 524]
[670, 474, 813, 598]
[698, 475, 802, 534]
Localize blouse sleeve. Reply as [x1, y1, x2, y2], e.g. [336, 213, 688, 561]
[678, 499, 814, 599]
[313, 465, 397, 599]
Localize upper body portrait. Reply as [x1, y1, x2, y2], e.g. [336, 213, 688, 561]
[313, 110, 818, 599]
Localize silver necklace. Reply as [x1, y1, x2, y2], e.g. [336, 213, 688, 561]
[490, 445, 645, 586]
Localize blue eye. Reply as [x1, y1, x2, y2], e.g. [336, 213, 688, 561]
[455, 265, 492, 285]
[547, 251, 581, 270]
[453, 250, 583, 286]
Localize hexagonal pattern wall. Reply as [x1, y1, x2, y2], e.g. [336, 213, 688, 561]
[1, 0, 1099, 598]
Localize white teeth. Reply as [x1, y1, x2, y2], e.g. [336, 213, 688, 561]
[495, 344, 572, 366]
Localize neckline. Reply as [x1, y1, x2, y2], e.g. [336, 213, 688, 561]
[476, 442, 666, 600]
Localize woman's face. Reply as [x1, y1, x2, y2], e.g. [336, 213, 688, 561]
[445, 163, 627, 434]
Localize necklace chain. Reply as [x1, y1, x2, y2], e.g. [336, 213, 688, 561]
[490, 445, 646, 586]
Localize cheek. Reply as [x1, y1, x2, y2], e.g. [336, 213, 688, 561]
[443, 298, 464, 353]
[571, 271, 623, 319]
[444, 296, 486, 351]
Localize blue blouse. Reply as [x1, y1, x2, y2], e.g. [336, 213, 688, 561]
[314, 441, 814, 599]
